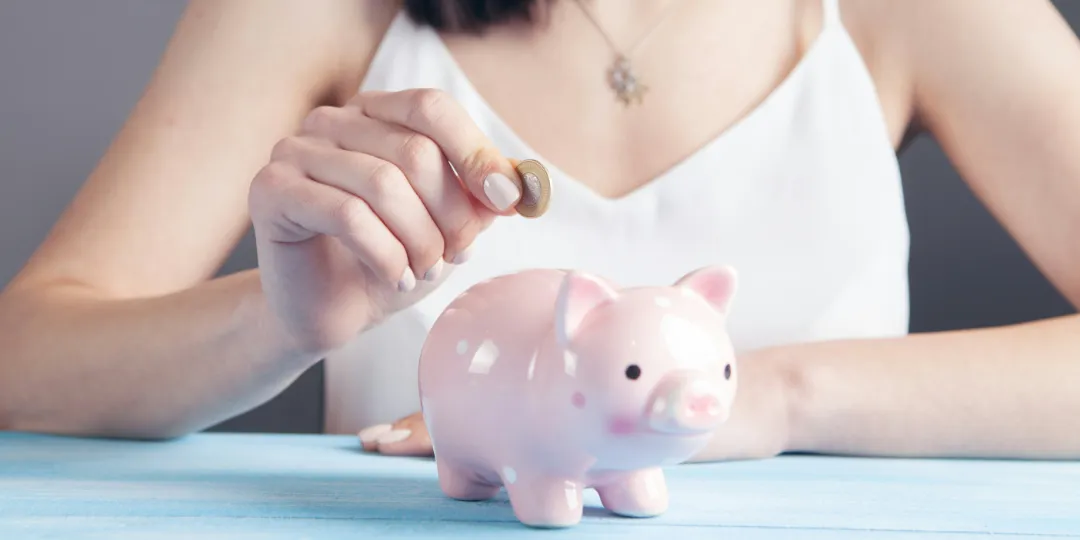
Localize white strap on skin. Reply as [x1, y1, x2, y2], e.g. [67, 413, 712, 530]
[822, 0, 842, 27]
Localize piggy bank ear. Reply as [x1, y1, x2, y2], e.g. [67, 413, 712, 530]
[675, 265, 738, 314]
[555, 271, 618, 347]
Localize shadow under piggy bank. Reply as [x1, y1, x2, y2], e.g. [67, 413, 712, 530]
[295, 450, 658, 530]
[329, 473, 624, 528]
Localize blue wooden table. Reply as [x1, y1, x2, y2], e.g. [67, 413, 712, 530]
[1, 432, 1078, 539]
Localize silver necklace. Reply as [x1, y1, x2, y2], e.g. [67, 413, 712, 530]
[573, 0, 685, 106]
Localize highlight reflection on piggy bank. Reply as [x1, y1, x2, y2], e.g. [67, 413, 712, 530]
[418, 266, 739, 528]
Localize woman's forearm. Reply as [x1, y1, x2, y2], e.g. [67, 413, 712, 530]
[782, 314, 1080, 459]
[0, 270, 319, 439]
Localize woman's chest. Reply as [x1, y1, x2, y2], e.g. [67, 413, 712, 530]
[437, 0, 912, 200]
[419, 131, 910, 354]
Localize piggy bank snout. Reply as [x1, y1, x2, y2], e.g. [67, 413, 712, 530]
[646, 371, 729, 435]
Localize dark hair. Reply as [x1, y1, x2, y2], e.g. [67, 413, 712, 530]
[403, 0, 546, 33]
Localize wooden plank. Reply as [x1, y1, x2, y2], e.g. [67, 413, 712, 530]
[1, 433, 1078, 538]
[1, 517, 1070, 540]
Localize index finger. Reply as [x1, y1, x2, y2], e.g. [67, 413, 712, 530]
[358, 89, 522, 215]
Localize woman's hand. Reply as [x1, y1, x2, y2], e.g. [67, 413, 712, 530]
[358, 411, 433, 457]
[249, 89, 524, 357]
[358, 349, 796, 462]
[688, 349, 795, 462]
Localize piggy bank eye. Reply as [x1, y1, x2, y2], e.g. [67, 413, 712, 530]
[625, 364, 641, 380]
[724, 364, 732, 380]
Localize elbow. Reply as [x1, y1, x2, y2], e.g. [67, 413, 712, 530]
[0, 285, 202, 442]
[0, 288, 43, 434]
[0, 400, 14, 433]
[1, 404, 198, 441]
[115, 421, 200, 442]
[0, 342, 23, 434]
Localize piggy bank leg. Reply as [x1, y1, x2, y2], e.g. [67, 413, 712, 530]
[435, 457, 500, 501]
[596, 468, 669, 518]
[503, 474, 584, 528]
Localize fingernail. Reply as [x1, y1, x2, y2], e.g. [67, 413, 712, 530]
[483, 172, 520, 211]
[358, 424, 392, 443]
[376, 429, 412, 445]
[424, 258, 444, 282]
[452, 245, 473, 265]
[398, 267, 416, 292]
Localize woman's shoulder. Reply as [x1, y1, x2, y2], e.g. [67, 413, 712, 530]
[839, 0, 1075, 138]
[6, 0, 406, 298]
[176, 0, 403, 102]
[826, 0, 1074, 146]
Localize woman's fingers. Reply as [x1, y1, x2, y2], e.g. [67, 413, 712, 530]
[301, 108, 491, 264]
[258, 89, 518, 293]
[358, 89, 523, 215]
[358, 411, 433, 457]
[249, 162, 413, 289]
[271, 136, 447, 283]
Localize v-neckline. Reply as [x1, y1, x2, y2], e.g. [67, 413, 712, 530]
[416, 15, 841, 207]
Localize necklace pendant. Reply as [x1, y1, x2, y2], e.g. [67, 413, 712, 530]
[607, 55, 647, 107]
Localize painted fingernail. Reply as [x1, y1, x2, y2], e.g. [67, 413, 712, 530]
[376, 429, 412, 445]
[483, 172, 520, 211]
[398, 267, 416, 292]
[452, 245, 473, 265]
[424, 258, 444, 282]
[358, 424, 392, 443]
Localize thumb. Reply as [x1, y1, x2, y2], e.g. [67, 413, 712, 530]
[455, 147, 522, 216]
[357, 89, 523, 215]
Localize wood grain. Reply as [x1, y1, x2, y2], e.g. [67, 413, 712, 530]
[1, 433, 1078, 538]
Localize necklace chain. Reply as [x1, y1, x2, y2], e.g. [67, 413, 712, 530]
[573, 0, 685, 106]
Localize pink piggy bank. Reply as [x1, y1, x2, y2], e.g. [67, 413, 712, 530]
[417, 266, 739, 528]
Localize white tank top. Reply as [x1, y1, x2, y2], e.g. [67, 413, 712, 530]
[323, 0, 910, 433]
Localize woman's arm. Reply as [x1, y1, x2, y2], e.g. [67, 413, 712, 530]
[784, 314, 1080, 459]
[0, 271, 302, 439]
[0, 0, 396, 438]
[702, 0, 1080, 462]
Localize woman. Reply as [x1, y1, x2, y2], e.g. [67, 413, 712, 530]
[1, 0, 1078, 463]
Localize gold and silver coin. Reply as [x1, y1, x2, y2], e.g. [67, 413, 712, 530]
[513, 159, 551, 218]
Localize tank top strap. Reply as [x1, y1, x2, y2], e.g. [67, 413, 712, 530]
[821, 0, 842, 28]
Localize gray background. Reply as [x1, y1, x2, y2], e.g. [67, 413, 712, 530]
[1, 1, 1077, 434]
